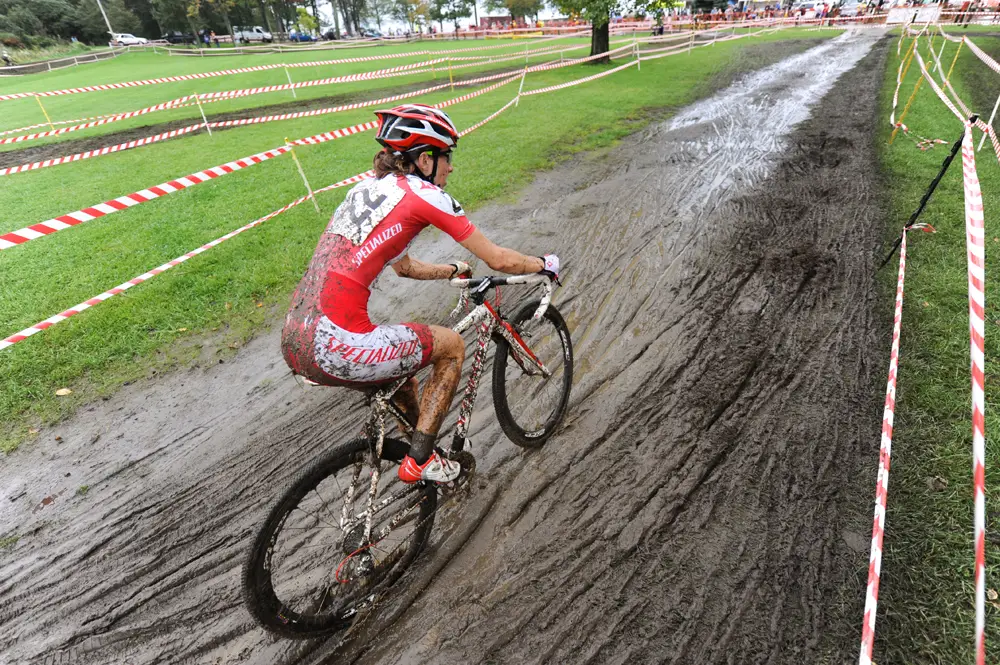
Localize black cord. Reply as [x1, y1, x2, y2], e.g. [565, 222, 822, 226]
[878, 116, 978, 271]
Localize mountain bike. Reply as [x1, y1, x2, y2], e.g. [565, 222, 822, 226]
[241, 273, 573, 638]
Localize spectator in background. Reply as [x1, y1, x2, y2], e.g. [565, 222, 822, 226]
[1, 49, 12, 67]
[211, 30, 218, 47]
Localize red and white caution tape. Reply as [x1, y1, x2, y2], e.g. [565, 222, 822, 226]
[0, 74, 522, 176]
[913, 50, 965, 122]
[0, 171, 370, 351]
[0, 124, 204, 176]
[0, 75, 520, 245]
[963, 36, 1000, 78]
[459, 96, 518, 136]
[0, 93, 520, 350]
[0, 34, 583, 104]
[0, 96, 192, 145]
[961, 123, 988, 665]
[858, 225, 907, 665]
[0, 54, 430, 103]
[0, 61, 440, 144]
[0, 145, 292, 250]
[522, 59, 639, 96]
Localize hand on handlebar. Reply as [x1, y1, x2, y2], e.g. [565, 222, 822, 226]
[538, 254, 560, 282]
[449, 261, 473, 278]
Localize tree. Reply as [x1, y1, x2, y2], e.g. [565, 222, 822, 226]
[483, 0, 541, 21]
[123, 0, 162, 38]
[552, 0, 631, 60]
[75, 0, 142, 40]
[391, 0, 428, 32]
[366, 0, 392, 29]
[295, 4, 317, 31]
[203, 0, 237, 43]
[151, 0, 201, 38]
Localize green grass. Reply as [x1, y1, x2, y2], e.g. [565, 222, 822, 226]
[2, 41, 104, 65]
[0, 29, 835, 453]
[876, 32, 1000, 664]
[0, 37, 618, 148]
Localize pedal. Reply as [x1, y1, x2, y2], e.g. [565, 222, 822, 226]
[440, 450, 476, 495]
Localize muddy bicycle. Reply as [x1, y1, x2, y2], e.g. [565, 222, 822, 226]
[241, 273, 573, 638]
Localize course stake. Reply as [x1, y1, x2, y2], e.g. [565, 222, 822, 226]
[946, 37, 964, 84]
[286, 138, 321, 214]
[285, 67, 297, 99]
[35, 96, 56, 132]
[195, 95, 213, 136]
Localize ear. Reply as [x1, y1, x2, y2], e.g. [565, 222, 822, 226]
[415, 152, 433, 174]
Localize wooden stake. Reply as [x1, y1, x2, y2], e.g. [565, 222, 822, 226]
[35, 96, 56, 132]
[890, 77, 924, 145]
[287, 139, 321, 214]
[195, 95, 213, 137]
[945, 37, 964, 84]
[285, 67, 297, 99]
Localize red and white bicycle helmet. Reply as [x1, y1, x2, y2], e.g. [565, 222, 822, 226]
[374, 104, 459, 156]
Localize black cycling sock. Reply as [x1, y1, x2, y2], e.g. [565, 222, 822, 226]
[409, 431, 436, 465]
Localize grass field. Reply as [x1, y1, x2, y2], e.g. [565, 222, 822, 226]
[876, 30, 1000, 664]
[0, 37, 633, 150]
[0, 29, 837, 453]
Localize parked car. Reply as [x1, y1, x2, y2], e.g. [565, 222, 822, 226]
[322, 29, 340, 40]
[233, 26, 273, 43]
[110, 33, 148, 46]
[162, 30, 196, 44]
[361, 29, 382, 38]
[288, 31, 315, 42]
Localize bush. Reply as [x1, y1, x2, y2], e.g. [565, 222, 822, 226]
[0, 32, 25, 49]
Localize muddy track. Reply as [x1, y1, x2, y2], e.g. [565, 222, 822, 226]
[0, 37, 824, 170]
[0, 31, 886, 665]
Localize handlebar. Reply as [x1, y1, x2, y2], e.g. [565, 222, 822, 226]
[448, 273, 555, 321]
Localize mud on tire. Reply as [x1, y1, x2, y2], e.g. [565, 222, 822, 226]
[492, 300, 574, 448]
[241, 437, 437, 638]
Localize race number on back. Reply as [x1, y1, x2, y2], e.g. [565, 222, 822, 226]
[327, 177, 406, 245]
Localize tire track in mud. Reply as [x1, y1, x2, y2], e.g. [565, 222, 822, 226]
[0, 31, 885, 665]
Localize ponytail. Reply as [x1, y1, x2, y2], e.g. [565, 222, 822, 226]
[373, 148, 414, 179]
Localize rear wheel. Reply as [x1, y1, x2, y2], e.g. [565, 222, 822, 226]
[242, 437, 436, 638]
[492, 300, 574, 448]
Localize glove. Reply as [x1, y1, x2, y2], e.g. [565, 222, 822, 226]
[539, 254, 560, 279]
[450, 261, 472, 278]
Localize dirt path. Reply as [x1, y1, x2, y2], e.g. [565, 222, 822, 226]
[0, 30, 887, 665]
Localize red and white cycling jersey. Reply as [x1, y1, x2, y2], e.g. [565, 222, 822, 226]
[281, 173, 475, 386]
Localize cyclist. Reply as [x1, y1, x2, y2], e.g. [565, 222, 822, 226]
[281, 103, 559, 484]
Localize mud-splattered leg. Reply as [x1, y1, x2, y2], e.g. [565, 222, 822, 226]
[391, 377, 420, 429]
[409, 325, 465, 463]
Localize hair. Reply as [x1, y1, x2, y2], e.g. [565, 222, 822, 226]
[373, 148, 415, 179]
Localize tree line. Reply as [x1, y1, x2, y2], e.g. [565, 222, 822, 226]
[1, 0, 691, 60]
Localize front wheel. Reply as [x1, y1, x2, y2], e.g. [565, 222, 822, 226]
[492, 300, 573, 448]
[241, 437, 436, 638]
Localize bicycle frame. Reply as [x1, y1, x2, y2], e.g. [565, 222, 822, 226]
[348, 274, 555, 545]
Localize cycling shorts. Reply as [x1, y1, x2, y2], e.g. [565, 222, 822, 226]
[307, 316, 434, 387]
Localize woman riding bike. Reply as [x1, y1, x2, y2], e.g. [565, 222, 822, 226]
[281, 104, 560, 485]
